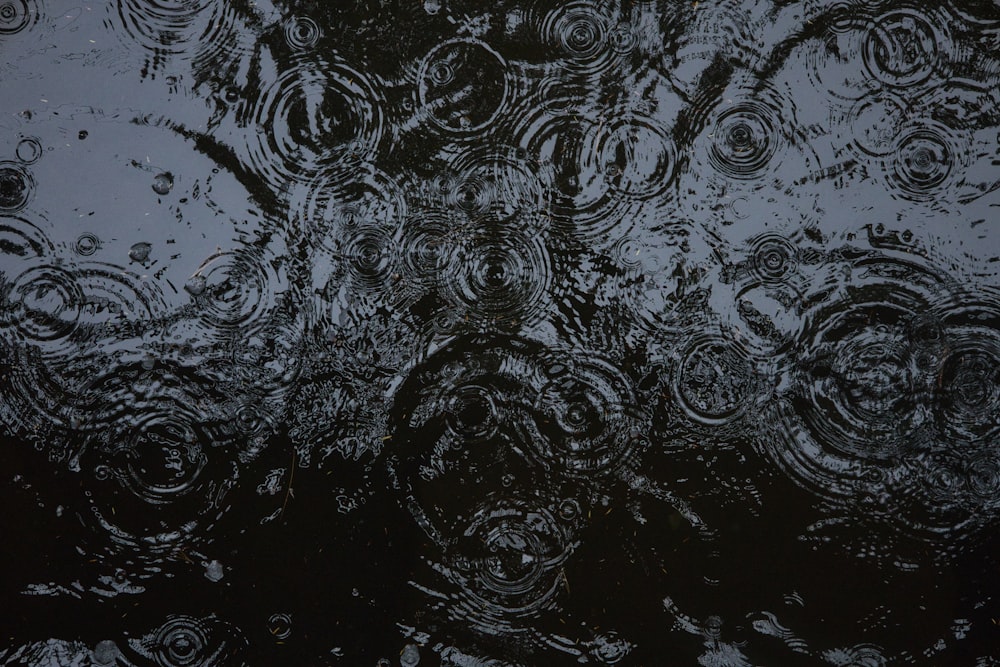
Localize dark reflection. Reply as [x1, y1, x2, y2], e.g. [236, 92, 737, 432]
[1, 0, 1000, 664]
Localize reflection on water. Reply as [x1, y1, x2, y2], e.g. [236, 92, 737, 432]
[1, 0, 999, 664]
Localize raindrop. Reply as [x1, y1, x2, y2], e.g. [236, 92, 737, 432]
[74, 232, 101, 256]
[152, 172, 174, 195]
[267, 613, 292, 640]
[15, 136, 41, 164]
[129, 241, 152, 263]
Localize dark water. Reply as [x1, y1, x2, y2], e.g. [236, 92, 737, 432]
[1, 0, 999, 664]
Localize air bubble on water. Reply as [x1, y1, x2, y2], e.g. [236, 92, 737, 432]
[424, 0, 441, 15]
[185, 274, 207, 296]
[129, 242, 151, 263]
[204, 560, 224, 582]
[152, 172, 174, 195]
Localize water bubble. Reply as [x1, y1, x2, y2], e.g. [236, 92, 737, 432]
[15, 136, 42, 164]
[152, 172, 174, 195]
[78, 130, 88, 140]
[0, 162, 35, 212]
[129, 241, 152, 263]
[184, 273, 207, 296]
[266, 613, 292, 640]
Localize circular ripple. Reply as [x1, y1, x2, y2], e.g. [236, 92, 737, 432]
[118, 414, 208, 505]
[187, 247, 284, 338]
[748, 233, 798, 285]
[418, 38, 510, 135]
[0, 213, 52, 260]
[112, 0, 245, 72]
[936, 301, 1000, 441]
[298, 165, 405, 247]
[245, 57, 385, 189]
[804, 27, 874, 101]
[283, 15, 321, 51]
[74, 232, 101, 256]
[2, 263, 83, 349]
[531, 356, 644, 475]
[451, 496, 573, 618]
[707, 101, 780, 180]
[398, 210, 458, 291]
[15, 136, 42, 164]
[538, 1, 619, 77]
[848, 92, 906, 157]
[967, 446, 1000, 504]
[445, 146, 547, 220]
[757, 261, 969, 537]
[441, 227, 552, 327]
[0, 162, 36, 213]
[65, 262, 168, 340]
[596, 114, 677, 201]
[340, 223, 399, 297]
[71, 365, 234, 548]
[788, 258, 952, 464]
[521, 114, 633, 240]
[673, 332, 759, 427]
[153, 616, 210, 667]
[862, 9, 944, 88]
[0, 0, 33, 35]
[887, 121, 964, 202]
[444, 383, 501, 444]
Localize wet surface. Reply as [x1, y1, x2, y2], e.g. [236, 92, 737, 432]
[1, 0, 999, 665]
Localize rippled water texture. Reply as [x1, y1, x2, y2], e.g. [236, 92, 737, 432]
[1, 0, 1000, 665]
